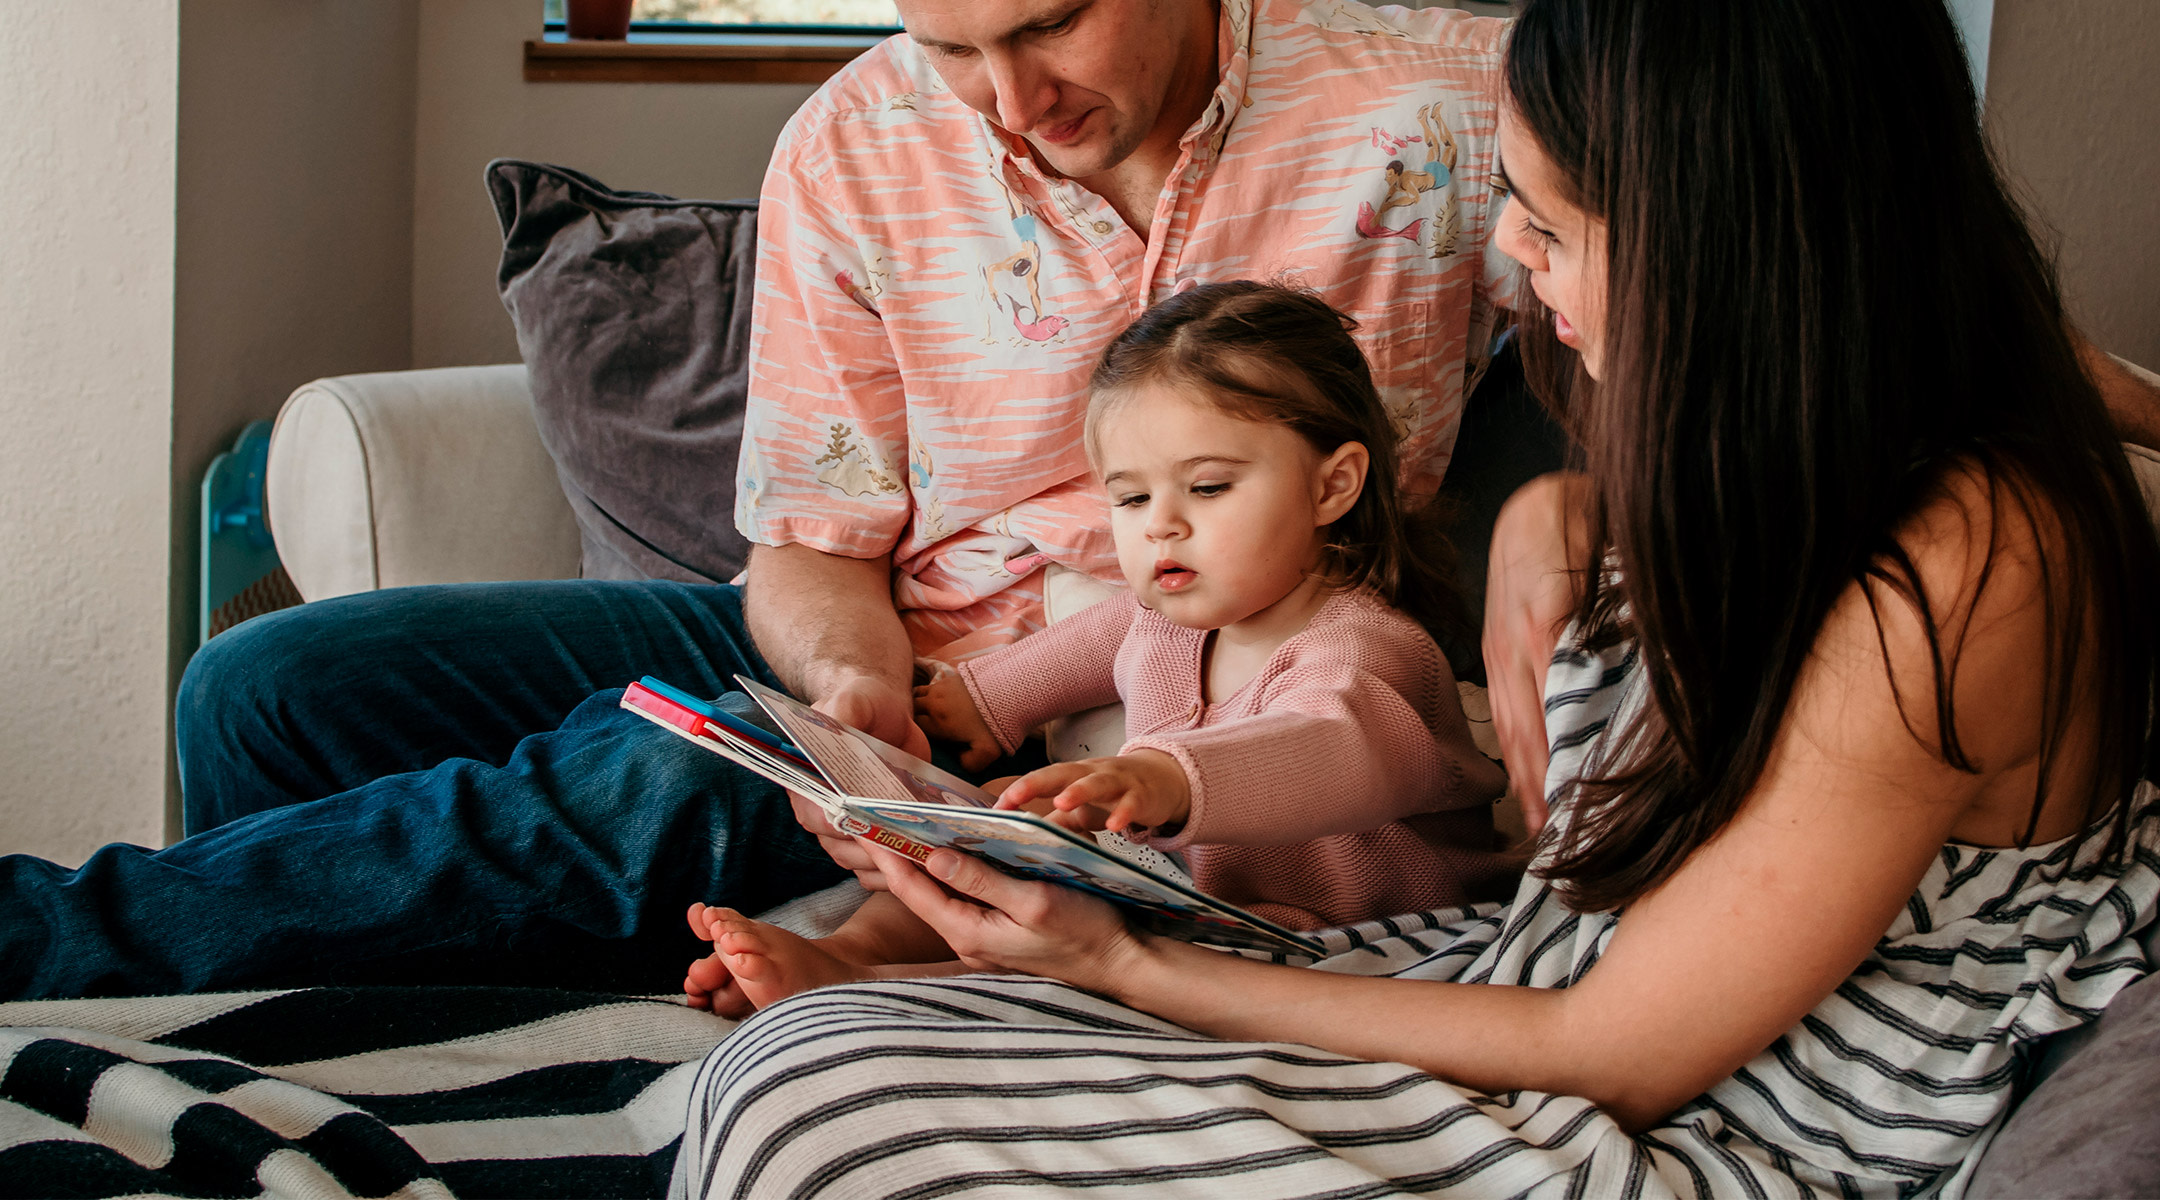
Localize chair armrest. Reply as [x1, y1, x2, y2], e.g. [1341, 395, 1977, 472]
[266, 365, 581, 601]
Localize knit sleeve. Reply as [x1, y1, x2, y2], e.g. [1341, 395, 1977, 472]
[1129, 618, 1503, 849]
[954, 593, 1136, 754]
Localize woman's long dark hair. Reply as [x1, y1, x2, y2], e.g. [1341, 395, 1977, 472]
[1087, 281, 1471, 644]
[1508, 0, 2160, 911]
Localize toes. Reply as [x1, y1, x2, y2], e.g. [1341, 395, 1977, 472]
[715, 925, 773, 964]
[686, 902, 716, 941]
[685, 951, 733, 995]
[718, 941, 773, 984]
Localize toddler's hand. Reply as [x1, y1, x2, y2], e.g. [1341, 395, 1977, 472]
[994, 750, 1191, 836]
[912, 659, 1002, 771]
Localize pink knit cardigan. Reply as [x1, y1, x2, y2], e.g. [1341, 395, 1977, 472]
[955, 589, 1510, 929]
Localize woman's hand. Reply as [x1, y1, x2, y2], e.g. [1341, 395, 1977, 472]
[868, 842, 1150, 993]
[912, 660, 1003, 771]
[993, 750, 1191, 836]
[1482, 472, 1591, 837]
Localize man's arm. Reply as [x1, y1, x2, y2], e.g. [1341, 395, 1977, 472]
[743, 542, 919, 748]
[2080, 337, 2160, 452]
[743, 541, 929, 886]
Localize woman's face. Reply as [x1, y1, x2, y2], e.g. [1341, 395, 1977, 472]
[1493, 108, 1610, 379]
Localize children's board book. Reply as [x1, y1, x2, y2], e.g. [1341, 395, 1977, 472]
[620, 674, 1326, 958]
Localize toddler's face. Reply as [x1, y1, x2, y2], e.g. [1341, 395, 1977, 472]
[1094, 385, 1334, 631]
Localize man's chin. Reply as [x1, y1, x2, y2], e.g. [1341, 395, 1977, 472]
[1026, 128, 1140, 182]
[1027, 140, 1113, 180]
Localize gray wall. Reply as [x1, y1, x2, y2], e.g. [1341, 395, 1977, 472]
[1987, 0, 2160, 369]
[411, 0, 817, 368]
[170, 0, 422, 840]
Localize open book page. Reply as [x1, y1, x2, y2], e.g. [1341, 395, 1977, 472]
[735, 678, 994, 811]
[736, 679, 1191, 884]
[620, 677, 1304, 955]
[840, 798, 1323, 958]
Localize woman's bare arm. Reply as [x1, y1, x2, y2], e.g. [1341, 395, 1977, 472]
[881, 472, 2078, 1131]
[2081, 337, 2160, 452]
[1482, 472, 1592, 835]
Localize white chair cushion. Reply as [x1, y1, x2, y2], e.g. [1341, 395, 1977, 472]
[267, 366, 581, 601]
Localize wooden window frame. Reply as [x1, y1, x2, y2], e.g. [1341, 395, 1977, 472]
[524, 29, 888, 84]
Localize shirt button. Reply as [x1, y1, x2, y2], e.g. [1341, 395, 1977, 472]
[1092, 220, 1113, 235]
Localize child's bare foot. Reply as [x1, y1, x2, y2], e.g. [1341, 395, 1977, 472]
[683, 902, 755, 1017]
[706, 909, 878, 1011]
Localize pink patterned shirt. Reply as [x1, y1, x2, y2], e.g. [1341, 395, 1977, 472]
[739, 0, 1517, 661]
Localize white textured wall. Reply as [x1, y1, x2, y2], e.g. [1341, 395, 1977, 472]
[412, 0, 820, 367]
[0, 5, 181, 863]
[1987, 0, 2160, 369]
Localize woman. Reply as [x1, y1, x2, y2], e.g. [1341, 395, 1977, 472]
[676, 1, 2160, 1195]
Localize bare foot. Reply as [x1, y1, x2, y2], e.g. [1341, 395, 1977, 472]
[683, 902, 755, 1018]
[706, 909, 878, 1011]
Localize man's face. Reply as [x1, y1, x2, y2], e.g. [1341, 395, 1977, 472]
[897, 0, 1211, 180]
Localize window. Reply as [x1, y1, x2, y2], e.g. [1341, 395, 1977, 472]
[541, 0, 900, 34]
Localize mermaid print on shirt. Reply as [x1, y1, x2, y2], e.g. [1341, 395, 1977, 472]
[1356, 101, 1462, 258]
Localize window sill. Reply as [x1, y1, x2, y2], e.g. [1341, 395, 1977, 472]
[524, 31, 885, 84]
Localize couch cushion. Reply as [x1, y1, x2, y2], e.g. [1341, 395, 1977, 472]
[1970, 959, 2160, 1197]
[488, 160, 756, 584]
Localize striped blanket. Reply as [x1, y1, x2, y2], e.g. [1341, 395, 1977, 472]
[0, 986, 730, 1199]
[0, 877, 886, 1198]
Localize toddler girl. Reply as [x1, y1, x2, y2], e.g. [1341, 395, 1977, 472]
[685, 281, 1507, 1015]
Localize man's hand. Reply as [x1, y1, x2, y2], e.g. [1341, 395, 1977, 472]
[1482, 473, 1590, 837]
[819, 671, 932, 761]
[788, 671, 930, 890]
[994, 749, 1191, 837]
[913, 661, 1001, 770]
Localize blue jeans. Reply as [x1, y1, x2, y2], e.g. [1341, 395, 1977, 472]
[0, 580, 850, 1000]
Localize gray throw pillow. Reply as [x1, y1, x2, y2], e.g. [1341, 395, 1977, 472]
[1966, 916, 2160, 1197]
[487, 159, 756, 584]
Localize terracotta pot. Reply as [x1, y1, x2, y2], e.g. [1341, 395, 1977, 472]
[566, 0, 633, 40]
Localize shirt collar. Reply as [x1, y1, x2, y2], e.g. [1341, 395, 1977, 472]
[1188, 0, 1255, 149]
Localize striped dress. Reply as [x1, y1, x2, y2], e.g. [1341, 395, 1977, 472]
[675, 639, 2160, 1200]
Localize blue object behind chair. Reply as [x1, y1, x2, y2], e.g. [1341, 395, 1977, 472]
[200, 420, 299, 646]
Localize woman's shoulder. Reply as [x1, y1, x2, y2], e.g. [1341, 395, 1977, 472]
[1890, 457, 2066, 599]
[1822, 456, 2111, 845]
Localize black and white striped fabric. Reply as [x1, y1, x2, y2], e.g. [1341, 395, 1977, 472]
[0, 986, 733, 1199]
[678, 639, 2160, 1199]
